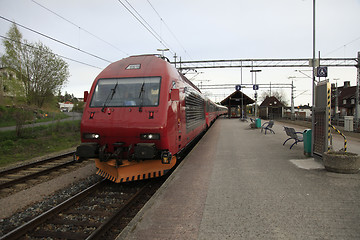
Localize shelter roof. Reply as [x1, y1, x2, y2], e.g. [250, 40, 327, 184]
[260, 96, 285, 107]
[220, 91, 254, 106]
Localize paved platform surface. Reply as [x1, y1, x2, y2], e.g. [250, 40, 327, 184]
[117, 118, 360, 240]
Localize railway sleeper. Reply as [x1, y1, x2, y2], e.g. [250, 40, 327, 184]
[65, 209, 111, 216]
[30, 230, 89, 240]
[50, 218, 101, 227]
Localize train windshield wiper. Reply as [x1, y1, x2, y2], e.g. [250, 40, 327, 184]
[101, 82, 118, 112]
[138, 82, 145, 112]
[138, 82, 145, 98]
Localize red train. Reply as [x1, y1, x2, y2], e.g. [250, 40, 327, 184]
[75, 54, 227, 183]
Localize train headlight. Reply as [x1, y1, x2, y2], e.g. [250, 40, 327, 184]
[140, 133, 160, 140]
[83, 133, 100, 139]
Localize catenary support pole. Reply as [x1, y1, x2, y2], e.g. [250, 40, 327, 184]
[311, 0, 316, 157]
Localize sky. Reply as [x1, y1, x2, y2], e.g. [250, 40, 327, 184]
[0, 0, 359, 106]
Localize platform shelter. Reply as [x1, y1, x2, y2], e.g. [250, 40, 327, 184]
[259, 96, 285, 119]
[220, 90, 254, 118]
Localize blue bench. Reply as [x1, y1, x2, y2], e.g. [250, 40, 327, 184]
[283, 126, 303, 149]
[261, 120, 275, 135]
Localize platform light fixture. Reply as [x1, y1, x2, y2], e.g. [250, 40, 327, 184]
[157, 48, 169, 57]
[250, 69, 262, 118]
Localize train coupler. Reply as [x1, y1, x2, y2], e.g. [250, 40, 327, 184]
[161, 151, 172, 164]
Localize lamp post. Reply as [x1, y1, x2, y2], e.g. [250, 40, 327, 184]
[157, 48, 169, 57]
[288, 76, 296, 120]
[250, 69, 262, 118]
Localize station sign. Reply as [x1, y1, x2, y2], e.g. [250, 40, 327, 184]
[316, 67, 328, 77]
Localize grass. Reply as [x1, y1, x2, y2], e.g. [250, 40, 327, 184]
[0, 106, 68, 128]
[0, 120, 81, 168]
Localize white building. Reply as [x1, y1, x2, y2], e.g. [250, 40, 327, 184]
[59, 102, 74, 112]
[284, 105, 312, 119]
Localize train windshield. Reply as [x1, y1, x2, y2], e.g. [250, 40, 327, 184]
[90, 77, 161, 108]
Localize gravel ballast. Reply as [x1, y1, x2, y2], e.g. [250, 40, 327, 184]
[0, 160, 102, 236]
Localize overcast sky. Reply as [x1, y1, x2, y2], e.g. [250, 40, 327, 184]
[1, 0, 359, 105]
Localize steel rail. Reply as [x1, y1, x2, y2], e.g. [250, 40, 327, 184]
[0, 179, 151, 240]
[86, 182, 150, 240]
[0, 179, 105, 240]
[0, 151, 75, 176]
[0, 151, 76, 190]
[0, 159, 76, 190]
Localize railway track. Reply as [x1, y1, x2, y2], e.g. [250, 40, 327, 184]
[1, 177, 164, 240]
[0, 151, 80, 193]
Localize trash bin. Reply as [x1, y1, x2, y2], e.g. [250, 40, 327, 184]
[255, 118, 261, 128]
[303, 129, 312, 157]
[344, 116, 354, 131]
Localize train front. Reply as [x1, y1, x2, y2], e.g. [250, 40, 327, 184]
[75, 55, 177, 183]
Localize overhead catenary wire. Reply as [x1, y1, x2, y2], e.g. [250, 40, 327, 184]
[0, 15, 112, 63]
[31, 0, 129, 56]
[123, 0, 175, 54]
[324, 36, 360, 57]
[146, 0, 192, 60]
[0, 35, 103, 69]
[123, 0, 162, 42]
[117, 0, 174, 55]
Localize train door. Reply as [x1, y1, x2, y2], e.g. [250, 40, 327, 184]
[205, 100, 210, 127]
[174, 80, 182, 151]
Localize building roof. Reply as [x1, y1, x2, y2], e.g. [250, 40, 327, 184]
[331, 82, 359, 108]
[220, 90, 254, 106]
[260, 96, 285, 107]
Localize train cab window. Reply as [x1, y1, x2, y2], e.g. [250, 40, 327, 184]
[90, 77, 161, 108]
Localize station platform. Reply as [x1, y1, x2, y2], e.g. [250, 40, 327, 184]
[117, 118, 360, 239]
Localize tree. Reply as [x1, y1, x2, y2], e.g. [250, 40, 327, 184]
[1, 23, 69, 107]
[72, 101, 85, 113]
[260, 89, 289, 106]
